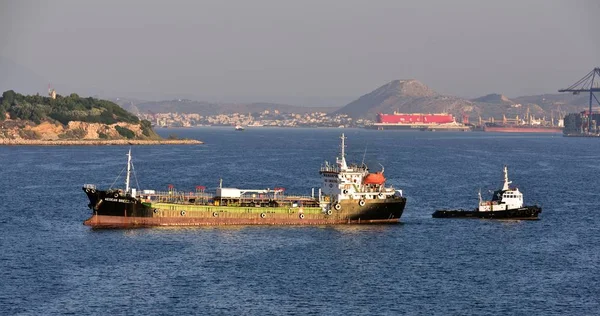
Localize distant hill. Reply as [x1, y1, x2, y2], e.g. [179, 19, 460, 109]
[128, 99, 335, 115]
[471, 93, 513, 104]
[511, 93, 591, 113]
[0, 90, 139, 125]
[333, 79, 596, 122]
[468, 92, 591, 122]
[334, 79, 474, 120]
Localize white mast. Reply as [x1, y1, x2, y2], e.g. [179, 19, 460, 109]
[125, 148, 132, 193]
[341, 133, 345, 158]
[338, 133, 348, 170]
[502, 165, 512, 191]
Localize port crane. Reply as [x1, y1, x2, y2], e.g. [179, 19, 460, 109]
[558, 67, 600, 132]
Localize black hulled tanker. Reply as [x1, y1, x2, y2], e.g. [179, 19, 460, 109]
[83, 134, 407, 228]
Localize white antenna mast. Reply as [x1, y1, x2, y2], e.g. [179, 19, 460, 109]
[340, 133, 346, 158]
[502, 165, 512, 191]
[125, 148, 132, 193]
[338, 133, 348, 170]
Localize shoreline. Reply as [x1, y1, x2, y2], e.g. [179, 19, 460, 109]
[0, 139, 203, 146]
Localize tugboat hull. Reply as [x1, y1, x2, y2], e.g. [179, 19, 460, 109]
[432, 206, 541, 220]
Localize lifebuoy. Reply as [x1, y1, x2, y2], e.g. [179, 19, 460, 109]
[91, 189, 96, 193]
[213, 212, 218, 217]
[326, 209, 332, 215]
[299, 213, 305, 219]
[342, 189, 348, 194]
[334, 203, 341, 210]
[180, 210, 186, 216]
[260, 213, 266, 218]
[85, 189, 90, 193]
[359, 200, 365, 207]
[114, 193, 119, 198]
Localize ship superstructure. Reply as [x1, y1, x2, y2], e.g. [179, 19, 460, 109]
[319, 134, 400, 212]
[476, 166, 524, 212]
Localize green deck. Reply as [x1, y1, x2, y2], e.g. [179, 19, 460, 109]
[150, 203, 322, 215]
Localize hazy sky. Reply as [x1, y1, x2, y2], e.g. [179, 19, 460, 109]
[1, 0, 598, 105]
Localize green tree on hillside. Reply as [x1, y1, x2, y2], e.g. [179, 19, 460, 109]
[0, 90, 139, 125]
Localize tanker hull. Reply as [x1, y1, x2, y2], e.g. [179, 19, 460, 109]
[83, 189, 406, 228]
[432, 206, 541, 220]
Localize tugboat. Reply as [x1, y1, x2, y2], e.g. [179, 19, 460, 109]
[432, 166, 541, 219]
[81, 134, 406, 228]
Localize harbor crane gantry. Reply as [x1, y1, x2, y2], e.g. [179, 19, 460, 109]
[558, 67, 600, 132]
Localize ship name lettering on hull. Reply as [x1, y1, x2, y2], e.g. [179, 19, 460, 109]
[104, 198, 133, 203]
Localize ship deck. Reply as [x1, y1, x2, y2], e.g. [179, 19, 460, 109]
[139, 190, 320, 207]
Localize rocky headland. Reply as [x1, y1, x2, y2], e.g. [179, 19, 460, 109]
[0, 90, 202, 145]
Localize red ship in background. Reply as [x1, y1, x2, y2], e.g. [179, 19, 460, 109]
[371, 112, 471, 131]
[378, 112, 455, 124]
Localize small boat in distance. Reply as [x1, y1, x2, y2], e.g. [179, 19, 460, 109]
[235, 125, 245, 131]
[432, 166, 541, 219]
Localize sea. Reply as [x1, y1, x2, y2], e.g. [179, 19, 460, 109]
[1, 127, 599, 315]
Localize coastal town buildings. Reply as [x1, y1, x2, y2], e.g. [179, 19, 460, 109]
[139, 111, 370, 128]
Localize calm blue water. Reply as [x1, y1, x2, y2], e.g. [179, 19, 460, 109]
[1, 127, 599, 315]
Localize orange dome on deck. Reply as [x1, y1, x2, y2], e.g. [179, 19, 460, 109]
[363, 172, 386, 185]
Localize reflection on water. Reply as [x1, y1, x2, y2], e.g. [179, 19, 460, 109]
[1, 128, 599, 315]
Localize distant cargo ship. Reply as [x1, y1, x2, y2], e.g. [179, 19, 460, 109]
[369, 112, 469, 131]
[482, 123, 563, 133]
[473, 112, 564, 133]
